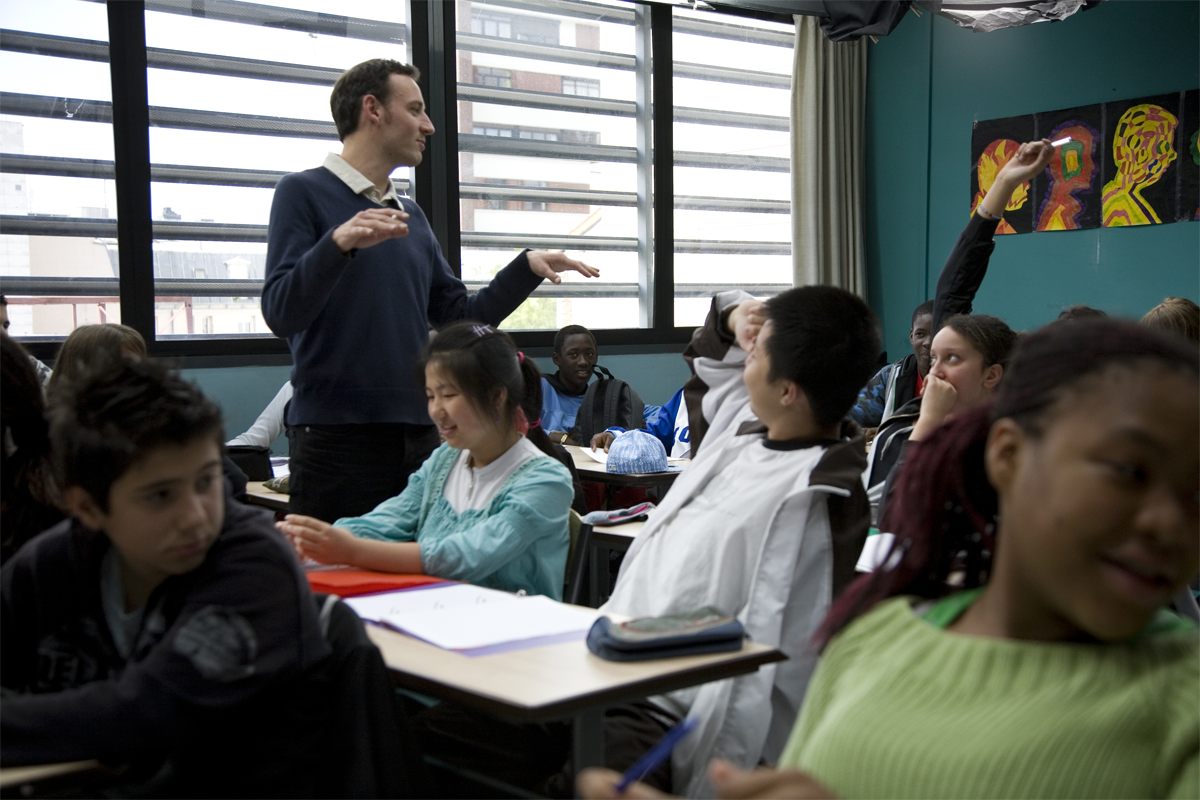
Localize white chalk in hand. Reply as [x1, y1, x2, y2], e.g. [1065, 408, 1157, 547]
[1051, 137, 1072, 147]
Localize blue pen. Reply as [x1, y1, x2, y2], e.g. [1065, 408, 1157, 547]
[614, 717, 698, 793]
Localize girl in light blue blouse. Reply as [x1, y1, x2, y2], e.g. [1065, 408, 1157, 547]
[280, 322, 574, 599]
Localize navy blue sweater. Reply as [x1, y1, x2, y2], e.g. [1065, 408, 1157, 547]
[262, 167, 543, 425]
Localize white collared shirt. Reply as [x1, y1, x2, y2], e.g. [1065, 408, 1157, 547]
[322, 152, 401, 207]
[441, 436, 544, 513]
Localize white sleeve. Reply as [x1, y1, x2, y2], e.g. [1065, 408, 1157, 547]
[226, 382, 292, 448]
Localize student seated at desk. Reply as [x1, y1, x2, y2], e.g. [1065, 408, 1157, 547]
[0, 359, 332, 796]
[1142, 296, 1199, 344]
[848, 300, 933, 431]
[541, 324, 598, 442]
[541, 324, 649, 448]
[582, 318, 1199, 800]
[596, 287, 879, 796]
[44, 323, 146, 401]
[44, 325, 251, 502]
[1, 334, 65, 564]
[281, 322, 574, 599]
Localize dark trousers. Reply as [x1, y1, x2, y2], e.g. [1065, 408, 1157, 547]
[287, 422, 440, 522]
[411, 700, 677, 798]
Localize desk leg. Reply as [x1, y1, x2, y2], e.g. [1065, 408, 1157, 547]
[573, 708, 605, 797]
[588, 541, 606, 608]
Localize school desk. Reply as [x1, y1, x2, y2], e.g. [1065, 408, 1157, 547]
[565, 445, 688, 489]
[244, 481, 289, 512]
[364, 608, 784, 783]
[0, 760, 103, 797]
[577, 517, 646, 607]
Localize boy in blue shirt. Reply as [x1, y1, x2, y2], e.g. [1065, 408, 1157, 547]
[540, 324, 598, 443]
[1, 359, 332, 796]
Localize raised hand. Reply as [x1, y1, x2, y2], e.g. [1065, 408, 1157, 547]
[729, 299, 768, 354]
[527, 251, 601, 284]
[995, 139, 1054, 186]
[979, 139, 1055, 218]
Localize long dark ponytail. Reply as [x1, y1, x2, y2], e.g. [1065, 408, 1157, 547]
[817, 318, 1199, 647]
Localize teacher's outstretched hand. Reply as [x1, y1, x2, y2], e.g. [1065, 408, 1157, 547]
[528, 250, 601, 284]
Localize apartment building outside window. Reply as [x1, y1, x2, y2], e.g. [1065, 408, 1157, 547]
[455, 0, 794, 332]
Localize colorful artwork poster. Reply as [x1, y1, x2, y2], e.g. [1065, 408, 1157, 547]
[971, 115, 1036, 234]
[1101, 92, 1183, 227]
[1177, 89, 1200, 222]
[1033, 104, 1103, 231]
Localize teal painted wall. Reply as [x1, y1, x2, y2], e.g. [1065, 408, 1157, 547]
[866, 0, 1200, 359]
[864, 7, 933, 360]
[182, 365, 292, 453]
[180, 351, 692, 455]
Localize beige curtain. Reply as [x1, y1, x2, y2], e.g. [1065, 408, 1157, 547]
[791, 15, 868, 295]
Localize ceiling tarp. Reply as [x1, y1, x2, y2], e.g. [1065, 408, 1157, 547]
[919, 0, 1100, 33]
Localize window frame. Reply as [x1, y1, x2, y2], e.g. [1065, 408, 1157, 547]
[6, 0, 793, 361]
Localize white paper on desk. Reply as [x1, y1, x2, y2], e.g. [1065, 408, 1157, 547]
[344, 583, 499, 622]
[389, 595, 596, 651]
[578, 447, 608, 465]
[348, 584, 595, 650]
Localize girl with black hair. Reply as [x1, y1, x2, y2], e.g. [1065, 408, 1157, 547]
[280, 321, 575, 598]
[583, 318, 1199, 798]
[1, 334, 65, 563]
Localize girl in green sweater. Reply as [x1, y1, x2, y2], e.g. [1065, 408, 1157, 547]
[581, 318, 1198, 799]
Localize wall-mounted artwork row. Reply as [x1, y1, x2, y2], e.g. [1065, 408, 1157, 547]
[970, 89, 1199, 234]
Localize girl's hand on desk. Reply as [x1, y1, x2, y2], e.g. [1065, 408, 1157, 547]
[277, 514, 358, 564]
[709, 759, 835, 799]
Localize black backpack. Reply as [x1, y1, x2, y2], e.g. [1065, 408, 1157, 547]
[572, 365, 646, 443]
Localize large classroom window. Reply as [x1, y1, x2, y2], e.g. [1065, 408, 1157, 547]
[456, 0, 644, 332]
[670, 8, 793, 327]
[141, 1, 407, 342]
[0, 0, 794, 355]
[0, 0, 120, 338]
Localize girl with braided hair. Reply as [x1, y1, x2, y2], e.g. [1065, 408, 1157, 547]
[280, 321, 574, 598]
[581, 318, 1198, 799]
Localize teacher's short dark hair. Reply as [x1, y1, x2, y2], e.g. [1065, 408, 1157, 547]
[330, 59, 420, 141]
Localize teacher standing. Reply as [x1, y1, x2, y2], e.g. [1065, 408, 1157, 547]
[263, 59, 597, 522]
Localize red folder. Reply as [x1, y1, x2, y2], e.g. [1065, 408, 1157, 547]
[306, 568, 452, 597]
